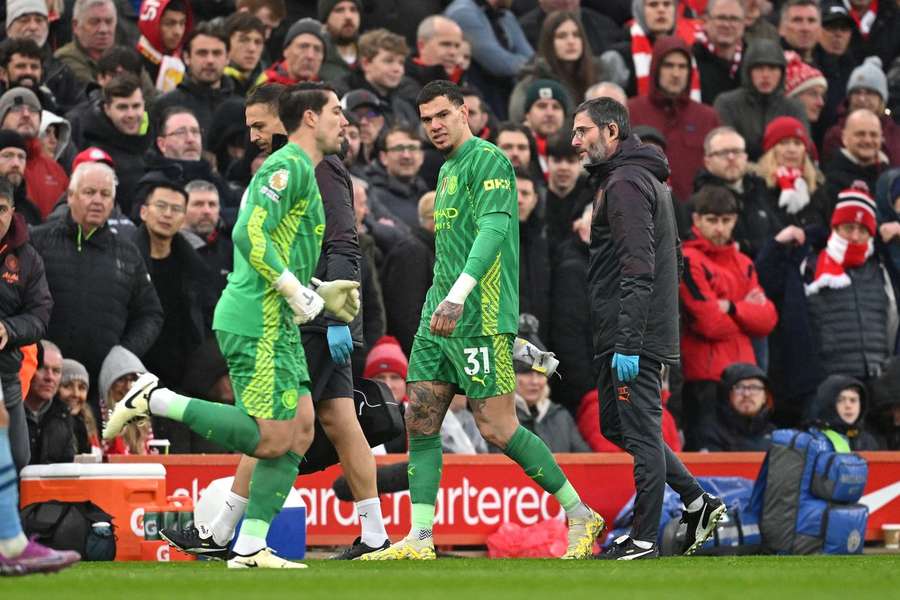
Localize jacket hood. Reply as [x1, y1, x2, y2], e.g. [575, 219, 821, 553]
[585, 134, 671, 184]
[808, 374, 868, 432]
[99, 345, 146, 408]
[138, 0, 194, 54]
[740, 39, 786, 94]
[39, 110, 71, 160]
[649, 35, 693, 105]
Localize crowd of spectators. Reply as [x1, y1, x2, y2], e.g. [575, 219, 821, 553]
[3, 0, 900, 464]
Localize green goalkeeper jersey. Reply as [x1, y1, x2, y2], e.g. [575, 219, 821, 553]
[418, 136, 519, 338]
[213, 142, 325, 338]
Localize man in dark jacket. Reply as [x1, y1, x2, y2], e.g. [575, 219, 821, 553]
[514, 168, 550, 337]
[628, 35, 720, 202]
[713, 38, 809, 160]
[0, 176, 51, 471]
[545, 131, 593, 260]
[30, 160, 163, 417]
[518, 0, 624, 56]
[24, 340, 74, 464]
[366, 125, 430, 229]
[823, 109, 889, 216]
[0, 129, 40, 224]
[696, 362, 774, 452]
[405, 15, 465, 89]
[693, 0, 746, 104]
[846, 0, 900, 68]
[574, 97, 723, 560]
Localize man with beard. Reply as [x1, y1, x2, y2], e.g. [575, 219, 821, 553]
[0, 129, 39, 223]
[573, 97, 725, 559]
[319, 0, 362, 83]
[0, 38, 57, 112]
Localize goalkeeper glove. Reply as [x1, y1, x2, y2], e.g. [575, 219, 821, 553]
[513, 337, 560, 378]
[311, 277, 360, 323]
[274, 270, 324, 324]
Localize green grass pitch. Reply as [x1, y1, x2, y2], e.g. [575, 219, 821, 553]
[2, 555, 899, 600]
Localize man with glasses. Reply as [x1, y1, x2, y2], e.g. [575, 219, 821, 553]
[342, 89, 385, 167]
[694, 126, 779, 258]
[693, 0, 746, 104]
[368, 125, 430, 229]
[695, 363, 775, 451]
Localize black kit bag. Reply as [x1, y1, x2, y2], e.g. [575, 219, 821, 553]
[20, 500, 116, 560]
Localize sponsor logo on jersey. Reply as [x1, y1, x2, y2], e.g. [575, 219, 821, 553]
[260, 186, 280, 202]
[483, 178, 510, 191]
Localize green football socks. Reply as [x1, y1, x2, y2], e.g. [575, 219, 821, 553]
[504, 426, 583, 512]
[158, 392, 261, 456]
[235, 451, 303, 555]
[408, 434, 443, 533]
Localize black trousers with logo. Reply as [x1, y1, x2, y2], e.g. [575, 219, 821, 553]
[597, 356, 704, 544]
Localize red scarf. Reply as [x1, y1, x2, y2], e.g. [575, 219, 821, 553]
[534, 133, 549, 180]
[845, 0, 878, 37]
[775, 166, 810, 215]
[805, 232, 873, 295]
[630, 19, 702, 101]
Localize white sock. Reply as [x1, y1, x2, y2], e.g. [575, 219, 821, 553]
[208, 491, 248, 546]
[0, 533, 27, 558]
[632, 539, 654, 549]
[148, 387, 177, 416]
[231, 531, 266, 556]
[686, 495, 705, 512]
[356, 498, 387, 547]
[566, 502, 591, 519]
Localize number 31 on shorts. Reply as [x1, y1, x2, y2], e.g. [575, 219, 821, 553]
[463, 346, 491, 375]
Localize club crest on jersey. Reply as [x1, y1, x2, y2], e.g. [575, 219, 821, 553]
[268, 169, 289, 192]
[483, 178, 510, 191]
[447, 175, 458, 195]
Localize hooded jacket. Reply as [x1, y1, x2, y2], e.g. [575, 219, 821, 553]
[26, 395, 75, 465]
[136, 0, 193, 91]
[696, 362, 775, 452]
[24, 136, 68, 220]
[0, 214, 52, 374]
[807, 374, 880, 451]
[713, 39, 809, 160]
[628, 36, 720, 202]
[98, 345, 147, 416]
[679, 229, 777, 382]
[38, 110, 72, 162]
[585, 134, 681, 363]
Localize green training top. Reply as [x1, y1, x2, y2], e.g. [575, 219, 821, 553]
[213, 142, 325, 338]
[418, 136, 519, 338]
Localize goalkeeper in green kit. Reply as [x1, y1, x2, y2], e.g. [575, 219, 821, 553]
[363, 81, 604, 561]
[102, 83, 355, 569]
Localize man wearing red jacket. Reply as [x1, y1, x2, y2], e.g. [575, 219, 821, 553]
[679, 184, 777, 450]
[628, 35, 720, 203]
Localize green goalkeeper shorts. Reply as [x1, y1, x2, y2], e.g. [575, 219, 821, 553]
[215, 329, 311, 421]
[407, 333, 515, 399]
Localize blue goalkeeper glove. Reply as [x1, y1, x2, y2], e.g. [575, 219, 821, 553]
[612, 353, 640, 382]
[327, 325, 353, 365]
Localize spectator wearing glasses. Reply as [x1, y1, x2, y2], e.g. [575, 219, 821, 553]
[366, 125, 429, 230]
[693, 0, 746, 104]
[696, 362, 775, 452]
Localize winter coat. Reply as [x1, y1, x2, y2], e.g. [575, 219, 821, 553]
[42, 52, 87, 115]
[519, 205, 550, 336]
[762, 180, 829, 232]
[24, 137, 68, 220]
[365, 163, 431, 230]
[152, 75, 239, 147]
[510, 395, 590, 453]
[627, 36, 720, 202]
[680, 231, 777, 382]
[180, 224, 232, 330]
[519, 6, 624, 56]
[848, 2, 900, 68]
[869, 356, 900, 450]
[404, 55, 466, 91]
[545, 177, 593, 258]
[693, 362, 775, 452]
[813, 46, 862, 151]
[359, 233, 386, 351]
[380, 226, 435, 357]
[805, 254, 897, 381]
[0, 214, 52, 375]
[30, 213, 163, 414]
[143, 151, 238, 225]
[319, 35, 356, 84]
[80, 101, 151, 216]
[692, 169, 782, 259]
[823, 149, 890, 217]
[585, 134, 681, 364]
[822, 106, 900, 167]
[547, 236, 594, 414]
[692, 41, 741, 105]
[53, 40, 98, 85]
[135, 0, 193, 89]
[39, 110, 72, 162]
[807, 374, 881, 452]
[576, 388, 682, 452]
[713, 39, 809, 160]
[332, 69, 420, 127]
[26, 397, 75, 464]
[12, 179, 42, 226]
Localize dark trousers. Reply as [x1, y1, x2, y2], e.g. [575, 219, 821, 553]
[2, 374, 30, 472]
[598, 357, 703, 543]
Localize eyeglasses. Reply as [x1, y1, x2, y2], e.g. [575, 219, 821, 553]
[733, 384, 766, 394]
[707, 148, 747, 159]
[163, 127, 203, 138]
[572, 125, 597, 139]
[151, 201, 186, 214]
[386, 144, 422, 154]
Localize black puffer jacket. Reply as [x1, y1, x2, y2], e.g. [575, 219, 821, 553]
[807, 374, 881, 451]
[0, 214, 52, 374]
[380, 225, 435, 357]
[519, 203, 550, 337]
[27, 396, 75, 465]
[42, 53, 86, 115]
[585, 134, 681, 364]
[365, 162, 431, 230]
[30, 214, 163, 413]
[696, 362, 775, 452]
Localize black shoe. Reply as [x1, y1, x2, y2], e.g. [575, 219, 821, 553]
[160, 526, 232, 561]
[597, 536, 658, 560]
[329, 537, 391, 560]
[680, 493, 727, 555]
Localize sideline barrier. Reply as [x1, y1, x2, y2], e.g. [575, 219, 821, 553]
[88, 452, 900, 547]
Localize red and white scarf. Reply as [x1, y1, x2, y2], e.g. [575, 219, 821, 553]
[775, 166, 810, 215]
[629, 20, 702, 102]
[694, 29, 742, 79]
[805, 233, 874, 295]
[845, 0, 878, 37]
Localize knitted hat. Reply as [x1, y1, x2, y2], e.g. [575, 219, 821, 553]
[762, 116, 812, 154]
[0, 87, 40, 124]
[341, 89, 381, 113]
[5, 0, 47, 29]
[524, 79, 570, 115]
[71, 147, 115, 172]
[847, 56, 888, 104]
[283, 17, 327, 54]
[363, 336, 408, 379]
[0, 128, 27, 152]
[832, 185, 877, 237]
[317, 0, 361, 22]
[784, 51, 827, 98]
[820, 0, 855, 28]
[61, 358, 90, 388]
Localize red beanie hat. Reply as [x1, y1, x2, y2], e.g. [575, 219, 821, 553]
[784, 51, 828, 98]
[363, 336, 408, 379]
[762, 116, 813, 155]
[831, 184, 877, 237]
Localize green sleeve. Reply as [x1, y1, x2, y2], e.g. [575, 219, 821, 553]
[462, 212, 510, 280]
[471, 145, 516, 220]
[232, 161, 300, 285]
